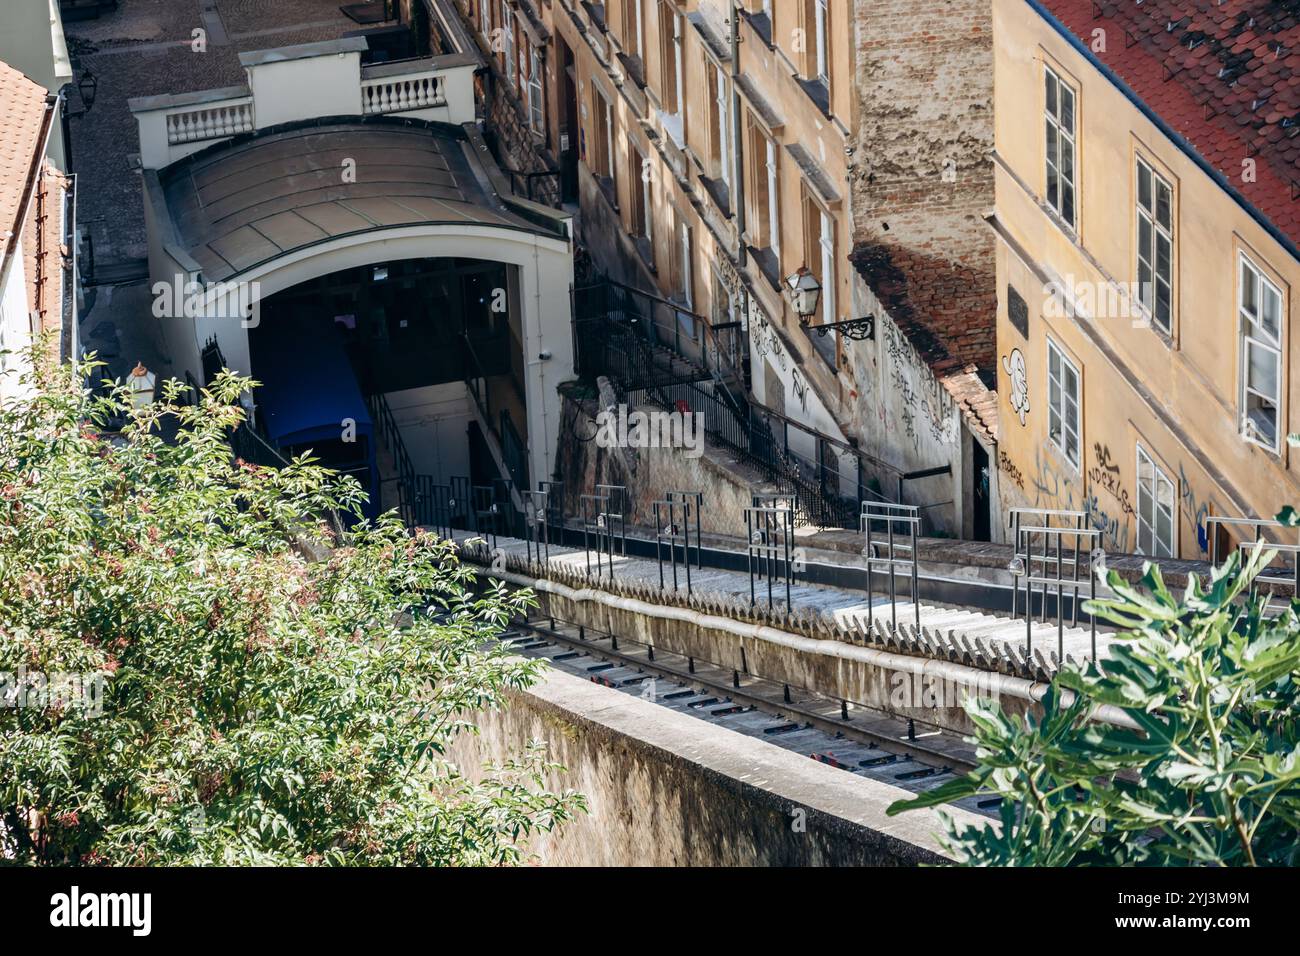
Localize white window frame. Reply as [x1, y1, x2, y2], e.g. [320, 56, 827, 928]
[1046, 337, 1081, 469]
[670, 7, 684, 117]
[814, 0, 829, 84]
[527, 43, 544, 132]
[1044, 65, 1076, 229]
[712, 265, 735, 326]
[641, 149, 654, 245]
[679, 219, 693, 309]
[819, 208, 835, 328]
[714, 63, 731, 188]
[766, 137, 780, 260]
[1136, 444, 1176, 558]
[1136, 156, 1174, 334]
[630, 0, 644, 60]
[600, 93, 614, 180]
[479, 0, 492, 38]
[1239, 253, 1284, 452]
[500, 1, 516, 85]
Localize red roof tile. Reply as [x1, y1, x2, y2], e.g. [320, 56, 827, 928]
[1037, 0, 1300, 255]
[0, 58, 50, 270]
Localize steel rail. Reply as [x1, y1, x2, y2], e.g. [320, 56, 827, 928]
[510, 616, 977, 773]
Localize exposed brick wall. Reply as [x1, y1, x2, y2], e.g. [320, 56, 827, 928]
[849, 0, 997, 376]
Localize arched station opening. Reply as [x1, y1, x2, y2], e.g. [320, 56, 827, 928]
[138, 113, 574, 527]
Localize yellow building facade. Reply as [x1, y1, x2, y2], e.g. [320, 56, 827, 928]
[990, 0, 1299, 560]
[457, 0, 860, 436]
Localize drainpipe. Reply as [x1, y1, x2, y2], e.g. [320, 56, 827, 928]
[729, 2, 746, 270]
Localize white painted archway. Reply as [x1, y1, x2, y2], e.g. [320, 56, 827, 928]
[177, 223, 574, 490]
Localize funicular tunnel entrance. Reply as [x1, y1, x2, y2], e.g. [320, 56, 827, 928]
[246, 255, 529, 525]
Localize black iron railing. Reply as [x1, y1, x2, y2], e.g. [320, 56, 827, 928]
[364, 390, 417, 528]
[507, 169, 563, 208]
[574, 279, 748, 421]
[575, 276, 957, 530]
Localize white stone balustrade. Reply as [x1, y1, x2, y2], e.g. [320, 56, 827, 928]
[131, 39, 480, 170]
[166, 99, 255, 145]
[361, 71, 445, 115]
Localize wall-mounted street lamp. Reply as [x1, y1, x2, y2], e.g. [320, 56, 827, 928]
[785, 267, 822, 320]
[61, 68, 99, 171]
[787, 266, 875, 341]
[77, 69, 98, 113]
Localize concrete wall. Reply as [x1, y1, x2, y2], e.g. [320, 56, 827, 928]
[991, 0, 1299, 558]
[448, 663, 970, 866]
[386, 382, 473, 481]
[245, 43, 366, 129]
[522, 574, 1041, 741]
[131, 43, 478, 170]
[845, 278, 968, 533]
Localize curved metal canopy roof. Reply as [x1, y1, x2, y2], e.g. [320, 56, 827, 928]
[158, 119, 553, 282]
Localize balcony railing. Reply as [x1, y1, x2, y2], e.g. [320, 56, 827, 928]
[360, 69, 446, 115]
[131, 40, 479, 169]
[165, 95, 255, 145]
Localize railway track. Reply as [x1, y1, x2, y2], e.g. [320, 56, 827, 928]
[499, 617, 998, 817]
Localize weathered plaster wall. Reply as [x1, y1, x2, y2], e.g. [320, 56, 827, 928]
[447, 664, 971, 866]
[845, 276, 967, 534]
[555, 390, 770, 535]
[838, 1, 999, 539]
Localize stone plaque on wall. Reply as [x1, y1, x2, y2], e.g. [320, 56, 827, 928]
[1007, 284, 1029, 339]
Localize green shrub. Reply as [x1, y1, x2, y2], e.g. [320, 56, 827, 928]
[889, 546, 1300, 866]
[0, 353, 583, 865]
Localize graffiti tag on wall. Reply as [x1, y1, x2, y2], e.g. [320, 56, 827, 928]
[1086, 443, 1135, 518]
[1001, 436, 1223, 559]
[1178, 463, 1219, 554]
[998, 449, 1024, 490]
[1014, 444, 1133, 554]
[1002, 348, 1029, 426]
[882, 322, 958, 450]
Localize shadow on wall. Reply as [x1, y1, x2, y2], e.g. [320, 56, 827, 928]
[555, 388, 769, 536]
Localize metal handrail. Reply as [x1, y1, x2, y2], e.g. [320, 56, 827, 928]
[574, 277, 953, 529]
[746, 504, 795, 611]
[1008, 508, 1101, 663]
[1207, 514, 1296, 564]
[364, 390, 417, 528]
[862, 501, 921, 631]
